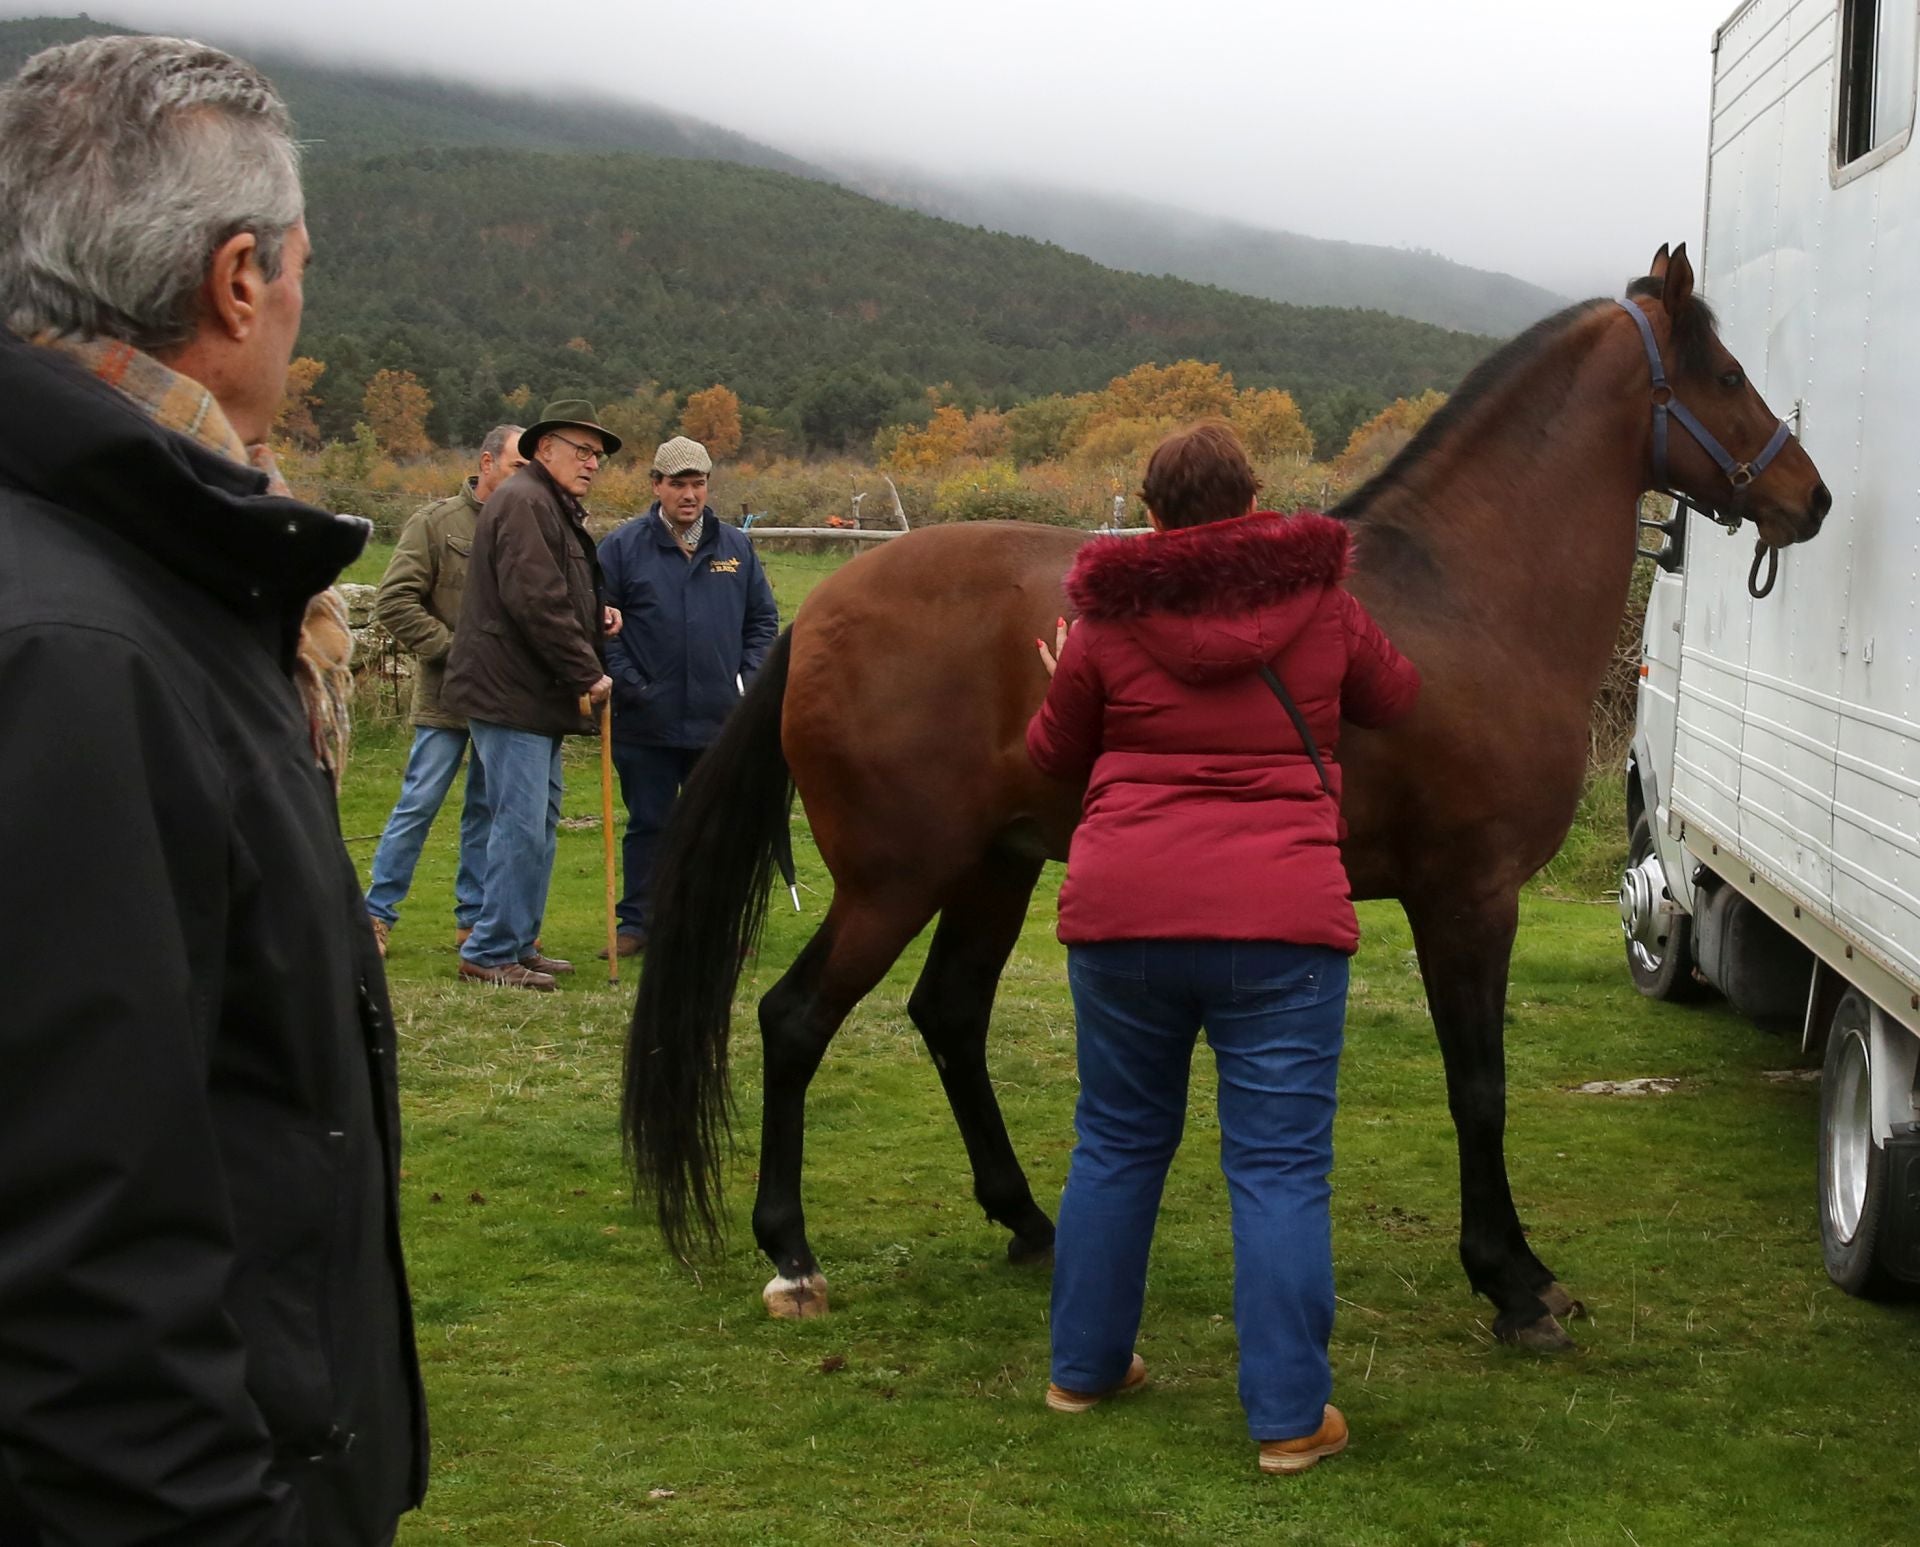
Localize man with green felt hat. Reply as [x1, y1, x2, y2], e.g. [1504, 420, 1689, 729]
[443, 397, 625, 989]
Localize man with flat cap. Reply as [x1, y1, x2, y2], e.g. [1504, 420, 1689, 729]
[596, 434, 779, 956]
[443, 399, 622, 990]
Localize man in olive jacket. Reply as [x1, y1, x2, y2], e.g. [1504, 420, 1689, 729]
[443, 398, 619, 990]
[0, 35, 424, 1545]
[365, 425, 526, 955]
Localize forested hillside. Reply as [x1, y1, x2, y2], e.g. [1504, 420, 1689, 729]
[2, 15, 1555, 346]
[840, 169, 1569, 336]
[294, 148, 1492, 448]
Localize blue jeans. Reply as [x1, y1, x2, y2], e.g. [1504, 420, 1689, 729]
[366, 726, 490, 928]
[460, 720, 563, 968]
[1051, 939, 1348, 1442]
[612, 742, 704, 937]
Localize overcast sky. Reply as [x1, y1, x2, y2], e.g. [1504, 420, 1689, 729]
[41, 0, 1745, 296]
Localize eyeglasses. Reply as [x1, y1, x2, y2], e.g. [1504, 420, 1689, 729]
[549, 431, 612, 465]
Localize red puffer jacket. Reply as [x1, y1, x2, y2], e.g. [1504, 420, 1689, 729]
[1026, 510, 1419, 950]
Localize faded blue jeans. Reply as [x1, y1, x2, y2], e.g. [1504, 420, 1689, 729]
[459, 720, 564, 969]
[366, 726, 490, 929]
[1051, 938, 1348, 1442]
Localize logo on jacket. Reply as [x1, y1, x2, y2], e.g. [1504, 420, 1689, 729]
[710, 557, 742, 574]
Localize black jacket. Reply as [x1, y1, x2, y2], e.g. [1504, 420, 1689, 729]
[597, 505, 780, 748]
[442, 460, 605, 738]
[0, 331, 426, 1546]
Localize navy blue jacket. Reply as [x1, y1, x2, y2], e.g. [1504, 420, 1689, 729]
[598, 505, 780, 748]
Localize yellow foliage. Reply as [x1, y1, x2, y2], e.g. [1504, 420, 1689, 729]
[1230, 387, 1314, 462]
[599, 384, 679, 459]
[361, 368, 434, 459]
[1335, 389, 1448, 483]
[680, 384, 744, 460]
[274, 356, 326, 447]
[1090, 360, 1236, 428]
[885, 404, 972, 473]
[1070, 415, 1176, 471]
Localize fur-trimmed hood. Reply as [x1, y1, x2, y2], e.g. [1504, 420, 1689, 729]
[1065, 510, 1351, 684]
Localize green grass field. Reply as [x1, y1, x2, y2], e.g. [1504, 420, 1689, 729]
[343, 551, 1916, 1546]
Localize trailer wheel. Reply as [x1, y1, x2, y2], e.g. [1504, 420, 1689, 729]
[1819, 992, 1899, 1297]
[1620, 812, 1702, 1001]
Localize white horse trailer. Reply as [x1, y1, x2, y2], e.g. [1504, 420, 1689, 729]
[1623, 0, 1920, 1294]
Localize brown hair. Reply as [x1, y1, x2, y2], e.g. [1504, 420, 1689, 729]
[1139, 420, 1260, 530]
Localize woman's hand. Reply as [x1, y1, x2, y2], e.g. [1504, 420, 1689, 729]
[1036, 616, 1072, 678]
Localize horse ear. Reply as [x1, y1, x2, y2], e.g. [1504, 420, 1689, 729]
[1648, 242, 1672, 280]
[1662, 242, 1695, 314]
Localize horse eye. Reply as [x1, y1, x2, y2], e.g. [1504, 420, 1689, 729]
[1720, 369, 1745, 389]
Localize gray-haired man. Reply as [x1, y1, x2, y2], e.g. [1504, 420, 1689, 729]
[0, 35, 425, 1544]
[366, 425, 527, 956]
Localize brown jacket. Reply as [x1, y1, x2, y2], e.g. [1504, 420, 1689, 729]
[443, 462, 604, 737]
[373, 479, 479, 729]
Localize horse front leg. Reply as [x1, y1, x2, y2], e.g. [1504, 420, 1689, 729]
[1405, 889, 1584, 1350]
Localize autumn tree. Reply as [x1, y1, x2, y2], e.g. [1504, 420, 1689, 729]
[599, 383, 680, 457]
[1092, 360, 1237, 428]
[1334, 389, 1447, 483]
[884, 403, 972, 473]
[361, 368, 434, 458]
[274, 356, 326, 447]
[1230, 387, 1314, 462]
[680, 384, 743, 459]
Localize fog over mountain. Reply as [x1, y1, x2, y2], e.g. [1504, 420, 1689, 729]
[10, 0, 1740, 302]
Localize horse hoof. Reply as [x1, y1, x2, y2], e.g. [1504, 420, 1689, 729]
[1007, 1234, 1054, 1268]
[1498, 1312, 1576, 1352]
[1540, 1281, 1588, 1321]
[763, 1272, 830, 1320]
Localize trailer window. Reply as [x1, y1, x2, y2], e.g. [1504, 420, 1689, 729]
[1838, 0, 1919, 166]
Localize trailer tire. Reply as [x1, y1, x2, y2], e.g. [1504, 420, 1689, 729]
[1819, 992, 1899, 1298]
[1622, 812, 1703, 1002]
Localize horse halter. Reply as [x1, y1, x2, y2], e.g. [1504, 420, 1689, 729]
[1615, 298, 1792, 597]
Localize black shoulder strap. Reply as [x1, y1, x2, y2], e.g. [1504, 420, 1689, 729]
[1256, 662, 1335, 798]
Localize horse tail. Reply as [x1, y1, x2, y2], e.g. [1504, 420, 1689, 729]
[622, 627, 795, 1257]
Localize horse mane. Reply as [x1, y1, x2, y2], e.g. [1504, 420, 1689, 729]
[1334, 276, 1717, 526]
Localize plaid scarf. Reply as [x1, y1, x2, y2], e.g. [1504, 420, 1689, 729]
[33, 335, 354, 787]
[659, 506, 703, 555]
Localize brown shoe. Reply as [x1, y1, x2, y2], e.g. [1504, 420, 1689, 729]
[1258, 1405, 1349, 1475]
[454, 926, 472, 949]
[1045, 1353, 1148, 1414]
[369, 916, 391, 958]
[520, 951, 574, 976]
[458, 960, 557, 992]
[596, 932, 647, 960]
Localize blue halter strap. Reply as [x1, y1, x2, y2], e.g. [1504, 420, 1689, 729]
[1615, 298, 1792, 494]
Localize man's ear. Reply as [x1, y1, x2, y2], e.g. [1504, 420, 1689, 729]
[202, 230, 264, 342]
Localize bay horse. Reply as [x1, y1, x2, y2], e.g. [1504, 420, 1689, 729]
[622, 245, 1830, 1348]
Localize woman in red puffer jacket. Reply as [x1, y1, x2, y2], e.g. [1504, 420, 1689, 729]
[1027, 420, 1419, 1475]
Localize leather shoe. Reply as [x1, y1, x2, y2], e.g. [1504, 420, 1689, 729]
[1045, 1353, 1148, 1414]
[1258, 1404, 1349, 1475]
[369, 915, 390, 958]
[520, 951, 574, 975]
[597, 932, 647, 960]
[458, 960, 557, 992]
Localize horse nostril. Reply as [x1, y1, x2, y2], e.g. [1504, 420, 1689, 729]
[1810, 482, 1833, 524]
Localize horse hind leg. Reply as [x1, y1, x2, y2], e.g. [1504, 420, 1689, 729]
[752, 889, 936, 1320]
[1406, 889, 1583, 1351]
[905, 849, 1057, 1267]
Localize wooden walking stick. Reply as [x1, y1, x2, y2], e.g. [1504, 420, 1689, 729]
[581, 692, 621, 985]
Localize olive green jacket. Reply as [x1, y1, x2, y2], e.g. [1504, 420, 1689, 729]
[374, 478, 481, 728]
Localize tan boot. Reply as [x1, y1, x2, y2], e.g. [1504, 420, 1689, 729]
[1258, 1405, 1349, 1475]
[1044, 1353, 1148, 1414]
[369, 916, 390, 958]
[454, 926, 472, 949]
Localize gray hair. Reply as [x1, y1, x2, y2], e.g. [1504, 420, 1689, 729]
[480, 424, 524, 461]
[0, 35, 304, 351]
